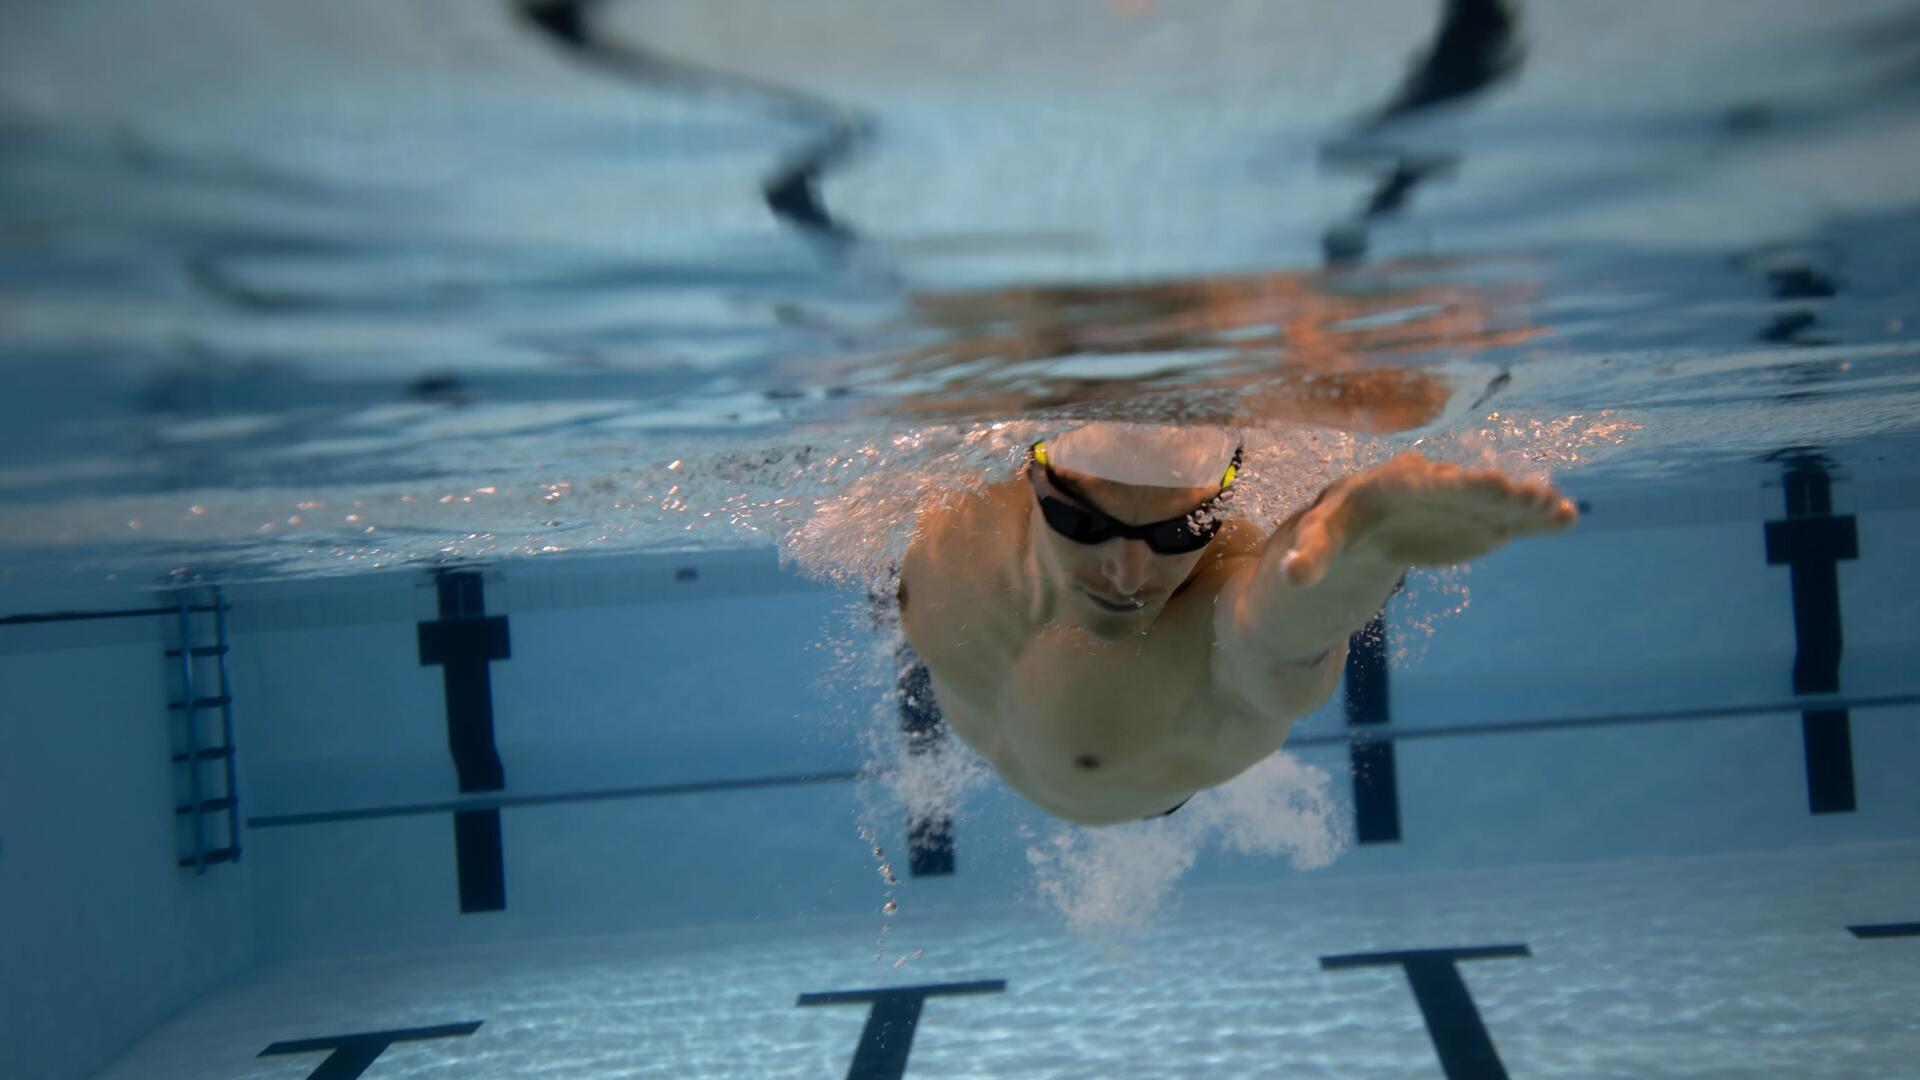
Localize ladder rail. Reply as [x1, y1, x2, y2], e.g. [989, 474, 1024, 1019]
[210, 588, 241, 863]
[174, 594, 208, 874]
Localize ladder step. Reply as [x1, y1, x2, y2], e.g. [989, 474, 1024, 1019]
[175, 796, 236, 815]
[171, 745, 234, 763]
[167, 695, 232, 710]
[164, 645, 229, 658]
[178, 847, 241, 868]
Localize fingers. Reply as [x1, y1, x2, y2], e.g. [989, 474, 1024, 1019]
[1446, 469, 1578, 533]
[1282, 499, 1345, 587]
[1285, 459, 1578, 585]
[1507, 478, 1578, 531]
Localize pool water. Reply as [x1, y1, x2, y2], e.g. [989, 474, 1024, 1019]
[3, 2, 1919, 1078]
[4, 0, 1919, 591]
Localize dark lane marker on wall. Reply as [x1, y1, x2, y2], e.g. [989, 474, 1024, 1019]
[898, 650, 955, 876]
[1321, 945, 1530, 1080]
[418, 570, 510, 912]
[1763, 452, 1860, 814]
[259, 1021, 481, 1080]
[1346, 612, 1402, 844]
[797, 979, 1006, 1080]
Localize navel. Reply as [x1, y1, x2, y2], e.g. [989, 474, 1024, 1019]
[1074, 754, 1101, 770]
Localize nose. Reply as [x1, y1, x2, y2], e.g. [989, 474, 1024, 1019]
[1100, 538, 1154, 596]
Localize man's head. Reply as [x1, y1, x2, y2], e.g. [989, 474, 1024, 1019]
[1025, 423, 1240, 640]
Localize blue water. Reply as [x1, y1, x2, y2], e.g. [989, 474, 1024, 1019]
[4, 2, 1920, 1078]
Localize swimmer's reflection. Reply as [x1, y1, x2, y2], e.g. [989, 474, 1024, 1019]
[896, 423, 1575, 826]
[842, 269, 1534, 433]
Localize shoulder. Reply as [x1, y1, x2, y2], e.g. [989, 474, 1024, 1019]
[897, 481, 1033, 756]
[898, 480, 1028, 645]
[914, 479, 1027, 547]
[1180, 515, 1345, 737]
[900, 481, 1025, 589]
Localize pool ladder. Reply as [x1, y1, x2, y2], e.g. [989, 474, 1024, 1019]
[168, 587, 241, 873]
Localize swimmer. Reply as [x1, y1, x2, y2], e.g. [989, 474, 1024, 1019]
[896, 423, 1577, 826]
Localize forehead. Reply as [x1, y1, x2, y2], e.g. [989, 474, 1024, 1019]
[1046, 465, 1221, 524]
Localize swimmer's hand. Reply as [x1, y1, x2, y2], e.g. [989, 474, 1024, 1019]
[1212, 454, 1574, 723]
[1281, 452, 1578, 586]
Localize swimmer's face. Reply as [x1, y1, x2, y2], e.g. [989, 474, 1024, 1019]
[1028, 465, 1222, 641]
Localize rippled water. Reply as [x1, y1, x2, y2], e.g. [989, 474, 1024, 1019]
[2, 0, 1918, 593]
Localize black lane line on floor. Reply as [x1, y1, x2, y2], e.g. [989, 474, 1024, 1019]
[1765, 456, 1860, 813]
[1850, 922, 1920, 939]
[898, 648, 955, 876]
[1346, 612, 1401, 844]
[1322, 945, 1529, 1080]
[259, 1021, 482, 1080]
[797, 980, 1006, 1080]
[418, 571, 509, 913]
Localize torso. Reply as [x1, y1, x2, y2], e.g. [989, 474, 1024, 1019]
[898, 480, 1280, 825]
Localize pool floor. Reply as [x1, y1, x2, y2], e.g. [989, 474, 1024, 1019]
[92, 840, 1920, 1079]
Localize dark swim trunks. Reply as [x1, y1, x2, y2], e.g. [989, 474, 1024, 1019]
[1146, 797, 1191, 820]
[896, 645, 942, 749]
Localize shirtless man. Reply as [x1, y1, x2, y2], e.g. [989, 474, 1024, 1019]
[896, 423, 1577, 826]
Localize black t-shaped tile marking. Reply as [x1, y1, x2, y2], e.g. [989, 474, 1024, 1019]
[259, 1021, 482, 1080]
[1322, 945, 1530, 1080]
[797, 979, 1006, 1080]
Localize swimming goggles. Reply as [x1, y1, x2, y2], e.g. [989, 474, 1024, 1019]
[1025, 439, 1241, 555]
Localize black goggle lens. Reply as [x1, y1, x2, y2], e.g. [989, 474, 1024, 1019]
[1150, 515, 1221, 554]
[1036, 494, 1222, 555]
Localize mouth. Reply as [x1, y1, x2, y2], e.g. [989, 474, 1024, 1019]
[1080, 587, 1148, 613]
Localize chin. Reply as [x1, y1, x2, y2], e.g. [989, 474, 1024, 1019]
[1073, 605, 1154, 641]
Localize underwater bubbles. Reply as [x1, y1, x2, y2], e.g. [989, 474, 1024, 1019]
[1025, 754, 1349, 935]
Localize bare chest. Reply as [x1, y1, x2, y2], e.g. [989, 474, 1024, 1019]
[1000, 627, 1226, 785]
[922, 609, 1248, 823]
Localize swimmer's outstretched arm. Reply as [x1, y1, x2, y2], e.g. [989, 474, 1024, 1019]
[1212, 453, 1577, 711]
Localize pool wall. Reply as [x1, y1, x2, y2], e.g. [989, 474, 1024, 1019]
[0, 616, 255, 1080]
